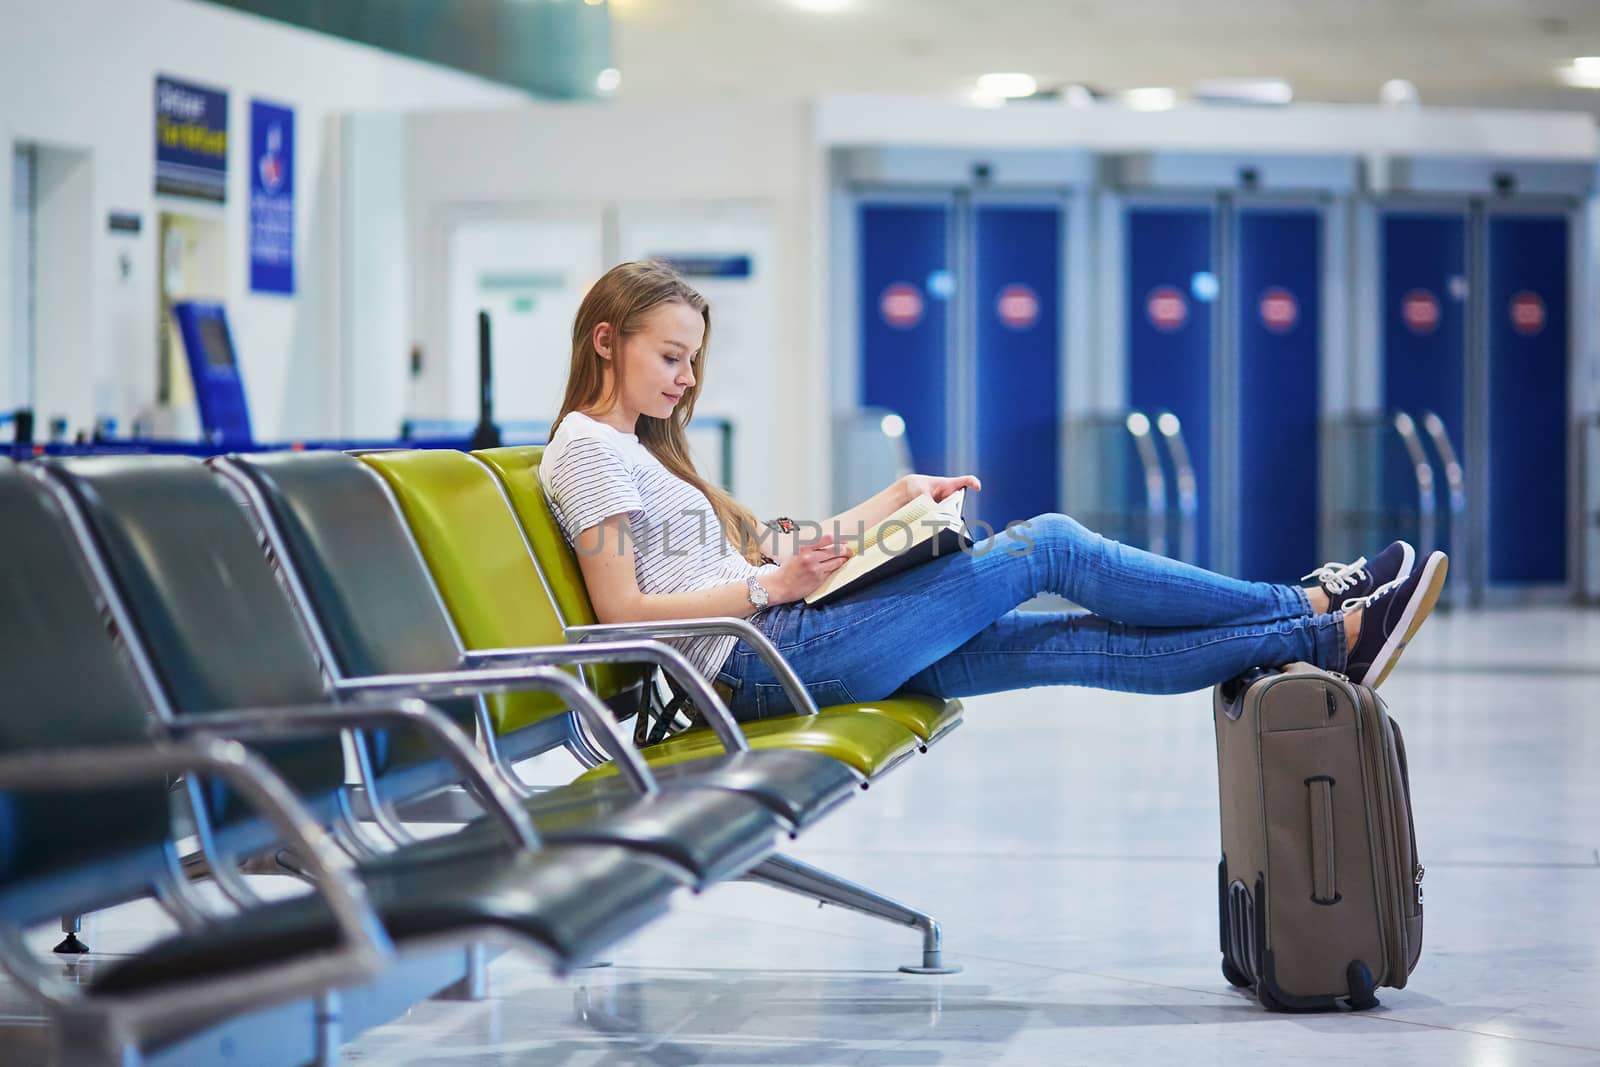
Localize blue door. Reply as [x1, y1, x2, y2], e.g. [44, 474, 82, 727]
[1487, 214, 1569, 586]
[1234, 208, 1321, 583]
[1126, 205, 1215, 566]
[858, 202, 952, 474]
[1381, 211, 1467, 558]
[973, 203, 1062, 532]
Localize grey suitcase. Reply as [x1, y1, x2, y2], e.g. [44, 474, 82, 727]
[1214, 662, 1424, 1011]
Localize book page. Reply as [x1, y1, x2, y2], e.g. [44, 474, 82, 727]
[858, 489, 963, 551]
[807, 490, 968, 604]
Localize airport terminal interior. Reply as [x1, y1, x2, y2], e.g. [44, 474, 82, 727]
[2, 1, 1600, 1064]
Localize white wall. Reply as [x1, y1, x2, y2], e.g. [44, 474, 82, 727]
[391, 101, 828, 520]
[0, 0, 523, 440]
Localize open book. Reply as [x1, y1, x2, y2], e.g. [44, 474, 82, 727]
[805, 489, 972, 606]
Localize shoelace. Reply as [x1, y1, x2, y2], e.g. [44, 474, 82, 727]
[1302, 557, 1369, 596]
[1340, 575, 1404, 614]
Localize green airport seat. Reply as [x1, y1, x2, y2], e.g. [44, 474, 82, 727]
[362, 448, 929, 780]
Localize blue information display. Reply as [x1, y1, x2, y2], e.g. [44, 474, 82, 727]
[155, 75, 228, 202]
[1126, 205, 1215, 566]
[858, 203, 951, 475]
[1382, 211, 1467, 557]
[973, 203, 1062, 531]
[171, 302, 254, 445]
[1234, 208, 1321, 583]
[249, 99, 295, 295]
[1487, 215, 1568, 585]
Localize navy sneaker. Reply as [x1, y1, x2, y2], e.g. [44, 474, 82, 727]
[1344, 550, 1448, 689]
[1303, 541, 1415, 610]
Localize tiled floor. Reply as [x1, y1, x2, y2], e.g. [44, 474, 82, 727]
[9, 608, 1600, 1064]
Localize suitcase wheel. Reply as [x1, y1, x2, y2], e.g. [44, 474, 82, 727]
[1345, 960, 1379, 1011]
[1221, 956, 1252, 989]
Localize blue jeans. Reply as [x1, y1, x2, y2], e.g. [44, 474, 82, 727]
[713, 513, 1348, 721]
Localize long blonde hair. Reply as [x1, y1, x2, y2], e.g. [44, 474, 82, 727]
[550, 260, 766, 564]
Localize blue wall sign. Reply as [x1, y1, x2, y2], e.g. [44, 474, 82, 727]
[652, 254, 753, 279]
[249, 99, 295, 295]
[155, 75, 228, 202]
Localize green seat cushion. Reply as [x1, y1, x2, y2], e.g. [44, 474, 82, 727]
[844, 695, 964, 745]
[579, 710, 920, 781]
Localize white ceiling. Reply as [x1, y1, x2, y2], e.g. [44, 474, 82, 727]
[606, 0, 1600, 113]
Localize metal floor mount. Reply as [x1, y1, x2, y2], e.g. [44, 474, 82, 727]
[744, 854, 961, 975]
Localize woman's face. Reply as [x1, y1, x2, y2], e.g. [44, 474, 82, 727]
[609, 301, 705, 423]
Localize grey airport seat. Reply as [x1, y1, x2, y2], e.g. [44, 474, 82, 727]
[0, 457, 684, 1066]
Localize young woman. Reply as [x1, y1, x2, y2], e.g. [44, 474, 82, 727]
[540, 261, 1449, 722]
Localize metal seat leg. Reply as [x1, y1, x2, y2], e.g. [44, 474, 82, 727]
[53, 914, 89, 955]
[742, 854, 960, 974]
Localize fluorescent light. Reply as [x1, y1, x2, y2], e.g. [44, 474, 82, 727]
[976, 73, 1038, 99]
[1558, 57, 1600, 89]
[1124, 87, 1177, 111]
[969, 90, 1006, 109]
[596, 67, 621, 93]
[1379, 78, 1420, 107]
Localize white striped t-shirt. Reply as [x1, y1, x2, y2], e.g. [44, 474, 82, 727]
[539, 410, 778, 682]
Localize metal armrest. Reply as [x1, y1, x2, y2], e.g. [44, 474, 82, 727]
[165, 699, 538, 850]
[566, 618, 819, 717]
[0, 739, 392, 974]
[457, 639, 751, 755]
[334, 662, 671, 790]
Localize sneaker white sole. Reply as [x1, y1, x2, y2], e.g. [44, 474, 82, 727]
[1365, 551, 1448, 689]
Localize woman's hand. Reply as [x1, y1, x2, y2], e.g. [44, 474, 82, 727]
[764, 534, 853, 604]
[902, 473, 982, 504]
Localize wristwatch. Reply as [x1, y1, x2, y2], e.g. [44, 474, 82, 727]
[746, 575, 769, 609]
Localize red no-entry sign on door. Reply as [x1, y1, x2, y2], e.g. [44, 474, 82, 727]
[996, 283, 1040, 330]
[879, 283, 924, 330]
[1509, 291, 1546, 337]
[1146, 286, 1188, 332]
[1402, 289, 1440, 335]
[1259, 287, 1298, 334]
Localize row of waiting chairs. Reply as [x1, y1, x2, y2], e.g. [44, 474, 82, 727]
[0, 445, 965, 1066]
